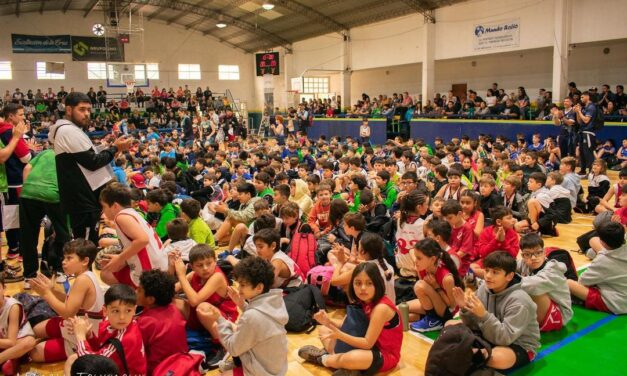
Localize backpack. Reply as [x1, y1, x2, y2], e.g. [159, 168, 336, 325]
[545, 247, 579, 281]
[425, 324, 492, 376]
[307, 265, 348, 307]
[282, 285, 326, 333]
[13, 293, 57, 327]
[288, 224, 317, 276]
[152, 352, 205, 376]
[592, 103, 605, 131]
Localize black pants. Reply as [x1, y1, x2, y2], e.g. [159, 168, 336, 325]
[19, 198, 70, 278]
[69, 211, 101, 246]
[578, 131, 596, 174]
[3, 187, 21, 252]
[558, 131, 576, 157]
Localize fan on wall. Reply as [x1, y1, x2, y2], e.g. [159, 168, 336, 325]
[92, 23, 105, 36]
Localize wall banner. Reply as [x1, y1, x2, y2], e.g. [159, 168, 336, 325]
[71, 36, 125, 62]
[12, 34, 72, 53]
[473, 19, 520, 51]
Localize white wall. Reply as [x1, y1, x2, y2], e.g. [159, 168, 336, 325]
[570, 0, 627, 44]
[0, 11, 255, 107]
[351, 14, 424, 71]
[291, 34, 344, 74]
[568, 39, 627, 92]
[434, 0, 554, 60]
[351, 63, 422, 104]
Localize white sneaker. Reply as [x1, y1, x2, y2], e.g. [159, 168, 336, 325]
[23, 279, 31, 290]
[55, 273, 68, 283]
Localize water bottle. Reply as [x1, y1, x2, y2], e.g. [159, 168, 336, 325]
[398, 302, 410, 331]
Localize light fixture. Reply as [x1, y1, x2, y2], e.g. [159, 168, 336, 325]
[262, 2, 275, 10]
[216, 22, 227, 28]
[92, 23, 105, 36]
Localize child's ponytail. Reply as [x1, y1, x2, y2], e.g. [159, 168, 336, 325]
[359, 232, 392, 281]
[414, 238, 463, 288]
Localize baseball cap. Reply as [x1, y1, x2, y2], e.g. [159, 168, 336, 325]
[131, 173, 147, 189]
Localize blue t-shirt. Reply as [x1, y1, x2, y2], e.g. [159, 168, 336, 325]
[113, 166, 127, 186]
[580, 103, 597, 132]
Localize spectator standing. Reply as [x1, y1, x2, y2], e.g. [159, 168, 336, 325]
[49, 92, 131, 245]
[553, 97, 577, 157]
[575, 91, 597, 176]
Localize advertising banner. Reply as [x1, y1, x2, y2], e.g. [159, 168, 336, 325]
[12, 34, 71, 53]
[473, 19, 520, 51]
[71, 36, 125, 61]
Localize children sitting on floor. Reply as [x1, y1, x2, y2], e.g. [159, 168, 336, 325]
[471, 206, 519, 278]
[450, 251, 540, 373]
[162, 218, 197, 262]
[517, 234, 573, 332]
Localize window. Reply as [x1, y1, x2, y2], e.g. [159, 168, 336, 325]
[303, 77, 329, 94]
[0, 62, 11, 80]
[178, 64, 201, 80]
[87, 62, 107, 79]
[219, 65, 239, 80]
[146, 63, 159, 80]
[36, 61, 65, 79]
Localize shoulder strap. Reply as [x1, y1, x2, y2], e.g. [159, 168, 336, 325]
[105, 337, 129, 375]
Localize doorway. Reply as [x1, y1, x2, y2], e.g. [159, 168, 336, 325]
[451, 83, 467, 102]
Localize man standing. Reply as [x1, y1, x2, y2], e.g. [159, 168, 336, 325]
[574, 91, 597, 177]
[49, 92, 131, 245]
[179, 109, 193, 145]
[0, 105, 29, 281]
[552, 97, 577, 158]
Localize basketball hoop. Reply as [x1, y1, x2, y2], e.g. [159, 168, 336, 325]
[124, 78, 136, 94]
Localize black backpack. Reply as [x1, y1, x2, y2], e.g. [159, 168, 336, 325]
[426, 324, 492, 376]
[282, 285, 326, 333]
[592, 104, 605, 131]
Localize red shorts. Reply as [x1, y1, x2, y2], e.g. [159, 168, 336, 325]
[540, 300, 563, 332]
[112, 265, 138, 288]
[43, 317, 69, 362]
[585, 287, 611, 313]
[233, 366, 244, 376]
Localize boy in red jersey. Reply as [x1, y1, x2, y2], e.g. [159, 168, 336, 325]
[471, 206, 520, 278]
[441, 199, 476, 276]
[64, 284, 146, 376]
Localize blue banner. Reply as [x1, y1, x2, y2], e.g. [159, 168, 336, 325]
[12, 34, 71, 53]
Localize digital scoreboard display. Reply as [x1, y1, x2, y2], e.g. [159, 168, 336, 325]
[256, 52, 280, 76]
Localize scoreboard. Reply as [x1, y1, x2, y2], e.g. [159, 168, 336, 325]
[255, 52, 280, 76]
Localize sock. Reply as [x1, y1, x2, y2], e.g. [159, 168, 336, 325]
[320, 354, 329, 367]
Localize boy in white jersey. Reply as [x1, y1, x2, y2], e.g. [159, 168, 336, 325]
[99, 182, 168, 288]
[0, 275, 36, 376]
[29, 239, 103, 364]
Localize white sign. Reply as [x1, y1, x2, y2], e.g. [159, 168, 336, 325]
[473, 19, 520, 51]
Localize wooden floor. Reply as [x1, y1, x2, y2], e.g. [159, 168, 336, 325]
[11, 173, 612, 376]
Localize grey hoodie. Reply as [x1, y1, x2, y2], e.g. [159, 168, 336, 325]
[217, 289, 289, 376]
[561, 172, 581, 208]
[517, 259, 573, 324]
[579, 243, 627, 314]
[461, 276, 541, 354]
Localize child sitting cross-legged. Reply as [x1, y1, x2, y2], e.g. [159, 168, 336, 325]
[517, 234, 573, 332]
[299, 262, 403, 375]
[449, 251, 540, 373]
[29, 239, 104, 364]
[568, 222, 627, 314]
[195, 257, 289, 376]
[170, 244, 239, 366]
[0, 275, 36, 376]
[408, 238, 463, 333]
[471, 206, 519, 279]
[136, 270, 188, 374]
[254, 228, 304, 289]
[64, 284, 147, 376]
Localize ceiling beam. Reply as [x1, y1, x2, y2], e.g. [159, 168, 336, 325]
[165, 11, 185, 25]
[130, 3, 146, 14]
[147, 5, 169, 20]
[130, 0, 291, 49]
[185, 17, 206, 30]
[15, 0, 19, 17]
[399, 0, 436, 22]
[83, 0, 99, 17]
[187, 25, 251, 54]
[62, 0, 72, 13]
[39, 0, 44, 14]
[273, 0, 347, 33]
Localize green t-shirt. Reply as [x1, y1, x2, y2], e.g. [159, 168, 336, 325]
[156, 203, 178, 239]
[21, 150, 59, 203]
[189, 217, 215, 248]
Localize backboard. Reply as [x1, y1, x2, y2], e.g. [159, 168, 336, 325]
[106, 62, 149, 88]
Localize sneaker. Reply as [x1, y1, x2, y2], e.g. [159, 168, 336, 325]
[232, 248, 241, 257]
[2, 268, 24, 283]
[6, 249, 20, 260]
[218, 358, 235, 372]
[585, 248, 597, 260]
[410, 315, 444, 332]
[205, 348, 227, 370]
[298, 345, 327, 365]
[23, 279, 32, 290]
[55, 273, 68, 284]
[217, 250, 231, 260]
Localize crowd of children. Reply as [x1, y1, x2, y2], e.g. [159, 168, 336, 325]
[0, 117, 626, 376]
